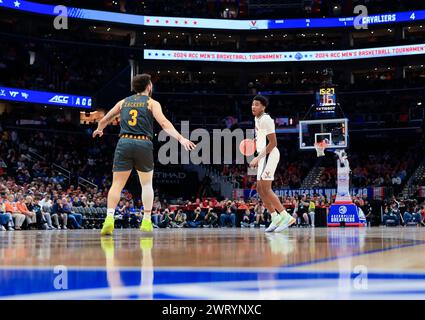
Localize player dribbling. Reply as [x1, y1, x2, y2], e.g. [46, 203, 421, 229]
[249, 95, 296, 232]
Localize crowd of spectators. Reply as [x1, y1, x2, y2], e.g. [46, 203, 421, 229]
[382, 197, 425, 226]
[1, 125, 425, 231]
[315, 140, 424, 190]
[0, 39, 128, 95]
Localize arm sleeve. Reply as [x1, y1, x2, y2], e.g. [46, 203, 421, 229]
[263, 116, 275, 135]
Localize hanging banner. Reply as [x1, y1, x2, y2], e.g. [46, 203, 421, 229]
[144, 44, 425, 63]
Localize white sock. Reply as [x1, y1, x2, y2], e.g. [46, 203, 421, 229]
[107, 208, 115, 217]
[278, 210, 289, 217]
[271, 211, 277, 218]
[143, 211, 151, 221]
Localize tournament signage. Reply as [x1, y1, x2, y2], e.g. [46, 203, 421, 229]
[144, 43, 425, 63]
[0, 86, 92, 109]
[1, 0, 425, 30]
[241, 187, 390, 202]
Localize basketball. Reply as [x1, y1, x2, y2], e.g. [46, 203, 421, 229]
[239, 139, 256, 156]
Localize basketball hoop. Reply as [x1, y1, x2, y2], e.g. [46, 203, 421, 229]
[314, 141, 328, 157]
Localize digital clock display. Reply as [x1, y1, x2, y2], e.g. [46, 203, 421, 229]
[315, 87, 337, 118]
[317, 87, 336, 106]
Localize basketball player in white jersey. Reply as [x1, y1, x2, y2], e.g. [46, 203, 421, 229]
[249, 95, 296, 232]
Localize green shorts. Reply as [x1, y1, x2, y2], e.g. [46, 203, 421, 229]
[112, 138, 154, 172]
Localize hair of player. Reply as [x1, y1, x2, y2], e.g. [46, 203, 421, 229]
[253, 95, 269, 108]
[132, 73, 152, 93]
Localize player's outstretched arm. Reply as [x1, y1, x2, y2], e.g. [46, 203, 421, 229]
[92, 99, 124, 138]
[151, 100, 196, 151]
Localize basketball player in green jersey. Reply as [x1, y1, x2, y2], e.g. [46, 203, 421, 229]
[93, 74, 196, 235]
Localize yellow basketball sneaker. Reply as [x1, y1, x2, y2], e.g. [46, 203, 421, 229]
[101, 215, 115, 236]
[140, 219, 153, 232]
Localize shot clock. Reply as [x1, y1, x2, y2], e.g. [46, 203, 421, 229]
[315, 87, 337, 118]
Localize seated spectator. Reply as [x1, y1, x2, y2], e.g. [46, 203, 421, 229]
[39, 195, 57, 229]
[362, 199, 374, 227]
[16, 195, 37, 229]
[158, 209, 173, 228]
[204, 208, 218, 228]
[292, 196, 310, 227]
[151, 208, 161, 228]
[254, 201, 266, 227]
[0, 201, 14, 231]
[115, 200, 126, 220]
[121, 201, 132, 229]
[403, 206, 422, 226]
[220, 202, 236, 228]
[188, 207, 205, 228]
[5, 195, 25, 230]
[59, 198, 83, 229]
[128, 202, 142, 228]
[383, 204, 401, 226]
[26, 195, 49, 230]
[240, 208, 254, 228]
[170, 209, 187, 228]
[51, 198, 68, 229]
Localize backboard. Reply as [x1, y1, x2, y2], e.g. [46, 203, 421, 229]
[299, 118, 348, 150]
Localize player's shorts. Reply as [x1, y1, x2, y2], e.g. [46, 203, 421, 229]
[113, 137, 154, 172]
[257, 147, 280, 181]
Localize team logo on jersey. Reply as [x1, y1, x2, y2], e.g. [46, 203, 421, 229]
[262, 171, 272, 179]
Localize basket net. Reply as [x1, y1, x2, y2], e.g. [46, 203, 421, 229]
[314, 141, 328, 157]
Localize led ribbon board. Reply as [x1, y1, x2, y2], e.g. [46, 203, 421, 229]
[1, 0, 425, 30]
[144, 43, 425, 63]
[0, 86, 92, 109]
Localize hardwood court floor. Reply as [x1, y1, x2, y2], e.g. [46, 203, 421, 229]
[1, 227, 425, 299]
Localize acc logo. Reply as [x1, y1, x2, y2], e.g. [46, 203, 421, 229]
[49, 95, 69, 104]
[295, 52, 303, 60]
[339, 206, 347, 214]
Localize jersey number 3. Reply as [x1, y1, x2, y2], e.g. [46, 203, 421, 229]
[128, 109, 138, 126]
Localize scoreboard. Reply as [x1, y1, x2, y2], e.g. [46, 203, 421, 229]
[315, 87, 337, 117]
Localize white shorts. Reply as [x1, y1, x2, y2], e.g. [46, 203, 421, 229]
[257, 148, 280, 181]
